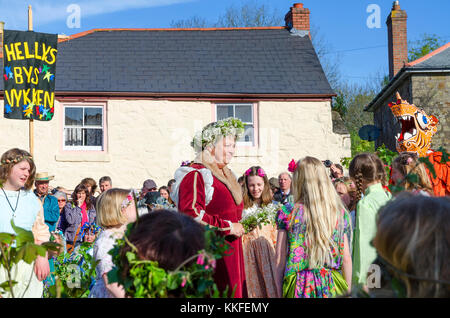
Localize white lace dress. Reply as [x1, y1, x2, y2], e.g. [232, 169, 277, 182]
[89, 228, 122, 298]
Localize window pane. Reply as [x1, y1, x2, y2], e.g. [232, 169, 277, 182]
[65, 108, 83, 126]
[217, 105, 233, 120]
[84, 108, 103, 126]
[84, 129, 103, 147]
[64, 128, 83, 146]
[237, 124, 254, 143]
[235, 105, 252, 123]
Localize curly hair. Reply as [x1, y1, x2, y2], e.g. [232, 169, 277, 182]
[0, 148, 36, 190]
[71, 183, 93, 210]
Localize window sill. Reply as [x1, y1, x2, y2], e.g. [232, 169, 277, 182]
[55, 152, 111, 162]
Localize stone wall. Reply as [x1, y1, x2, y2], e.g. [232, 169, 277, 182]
[0, 99, 350, 192]
[411, 73, 450, 151]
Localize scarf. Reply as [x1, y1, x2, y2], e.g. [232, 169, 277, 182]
[80, 201, 88, 226]
[194, 150, 243, 206]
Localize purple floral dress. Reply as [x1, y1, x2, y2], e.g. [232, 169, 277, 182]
[276, 202, 352, 298]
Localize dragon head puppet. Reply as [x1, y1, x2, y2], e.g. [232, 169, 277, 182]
[388, 92, 439, 157]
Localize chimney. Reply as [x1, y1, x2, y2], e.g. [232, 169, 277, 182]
[386, 1, 408, 79]
[285, 3, 310, 33]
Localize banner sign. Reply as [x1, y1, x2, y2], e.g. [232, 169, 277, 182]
[2, 30, 57, 121]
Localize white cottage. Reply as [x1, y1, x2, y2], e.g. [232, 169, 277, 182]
[0, 3, 350, 191]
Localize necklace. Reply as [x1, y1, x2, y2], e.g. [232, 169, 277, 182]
[1, 188, 20, 217]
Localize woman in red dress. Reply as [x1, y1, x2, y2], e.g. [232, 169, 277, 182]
[171, 118, 247, 298]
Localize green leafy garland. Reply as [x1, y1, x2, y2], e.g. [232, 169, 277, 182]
[44, 241, 98, 298]
[191, 117, 245, 151]
[107, 224, 233, 298]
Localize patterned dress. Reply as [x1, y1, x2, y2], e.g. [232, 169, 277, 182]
[276, 202, 352, 298]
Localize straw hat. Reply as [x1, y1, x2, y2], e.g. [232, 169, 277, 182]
[35, 172, 54, 181]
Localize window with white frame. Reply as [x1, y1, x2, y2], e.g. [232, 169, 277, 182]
[216, 103, 255, 146]
[63, 105, 104, 151]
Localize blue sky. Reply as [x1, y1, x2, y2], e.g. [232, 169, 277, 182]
[1, 0, 449, 86]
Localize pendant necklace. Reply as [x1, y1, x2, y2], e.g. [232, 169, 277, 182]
[1, 188, 20, 218]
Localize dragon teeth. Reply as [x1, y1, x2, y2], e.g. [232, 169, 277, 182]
[412, 128, 417, 135]
[404, 132, 413, 140]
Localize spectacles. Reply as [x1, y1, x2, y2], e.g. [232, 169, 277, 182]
[58, 199, 66, 202]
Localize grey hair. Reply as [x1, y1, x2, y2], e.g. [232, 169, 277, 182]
[52, 191, 67, 201]
[278, 172, 292, 180]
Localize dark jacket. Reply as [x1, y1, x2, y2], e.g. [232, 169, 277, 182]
[273, 189, 293, 205]
[59, 202, 96, 243]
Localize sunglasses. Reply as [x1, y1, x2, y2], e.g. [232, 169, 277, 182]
[58, 199, 66, 202]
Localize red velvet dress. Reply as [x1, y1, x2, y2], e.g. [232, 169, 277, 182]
[177, 163, 247, 298]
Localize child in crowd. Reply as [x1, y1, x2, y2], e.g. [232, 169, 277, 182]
[118, 209, 206, 297]
[391, 152, 433, 196]
[372, 193, 450, 297]
[89, 188, 137, 298]
[349, 153, 392, 291]
[241, 166, 279, 298]
[275, 157, 353, 298]
[333, 177, 357, 230]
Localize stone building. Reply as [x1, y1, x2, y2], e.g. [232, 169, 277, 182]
[0, 3, 350, 191]
[365, 1, 449, 151]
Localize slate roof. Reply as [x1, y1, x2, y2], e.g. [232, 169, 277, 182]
[365, 42, 450, 111]
[1, 28, 334, 96]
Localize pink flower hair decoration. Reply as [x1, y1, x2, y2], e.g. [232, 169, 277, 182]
[288, 159, 298, 173]
[245, 167, 266, 177]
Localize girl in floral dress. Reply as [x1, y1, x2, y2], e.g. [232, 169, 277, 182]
[275, 157, 353, 298]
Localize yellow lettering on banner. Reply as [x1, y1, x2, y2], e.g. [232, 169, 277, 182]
[41, 43, 51, 62]
[34, 89, 43, 106]
[4, 43, 16, 61]
[14, 42, 25, 60]
[34, 42, 42, 60]
[45, 48, 57, 65]
[44, 91, 54, 108]
[23, 42, 35, 59]
[13, 67, 24, 84]
[23, 88, 31, 105]
[4, 90, 14, 106]
[32, 68, 40, 85]
[12, 89, 23, 107]
[22, 66, 33, 84]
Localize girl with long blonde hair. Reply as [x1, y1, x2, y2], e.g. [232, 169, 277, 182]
[275, 157, 353, 298]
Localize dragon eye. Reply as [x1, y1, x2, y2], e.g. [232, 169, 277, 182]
[415, 112, 428, 129]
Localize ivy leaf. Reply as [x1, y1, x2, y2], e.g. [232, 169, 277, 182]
[0, 280, 18, 292]
[15, 242, 38, 264]
[436, 147, 449, 163]
[0, 233, 13, 245]
[405, 173, 419, 184]
[10, 220, 34, 248]
[418, 157, 436, 178]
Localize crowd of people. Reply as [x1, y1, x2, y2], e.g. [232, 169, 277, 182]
[0, 117, 449, 298]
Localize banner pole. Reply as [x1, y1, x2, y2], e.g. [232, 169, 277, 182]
[28, 5, 34, 157]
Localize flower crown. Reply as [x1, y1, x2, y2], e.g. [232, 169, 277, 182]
[245, 167, 266, 178]
[121, 189, 139, 209]
[1, 154, 33, 166]
[107, 224, 232, 298]
[190, 117, 245, 152]
[79, 222, 101, 241]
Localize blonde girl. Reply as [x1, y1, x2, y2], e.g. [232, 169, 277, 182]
[275, 157, 352, 298]
[391, 152, 433, 196]
[349, 153, 392, 291]
[89, 188, 137, 298]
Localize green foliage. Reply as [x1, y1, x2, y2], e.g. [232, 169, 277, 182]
[107, 225, 232, 298]
[0, 220, 59, 298]
[351, 131, 375, 157]
[44, 242, 97, 298]
[375, 144, 397, 166]
[408, 33, 445, 62]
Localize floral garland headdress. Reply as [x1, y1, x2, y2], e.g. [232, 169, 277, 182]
[1, 154, 33, 166]
[191, 117, 245, 152]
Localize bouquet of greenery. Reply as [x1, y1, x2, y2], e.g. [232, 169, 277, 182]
[107, 224, 233, 298]
[44, 241, 98, 298]
[240, 202, 282, 234]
